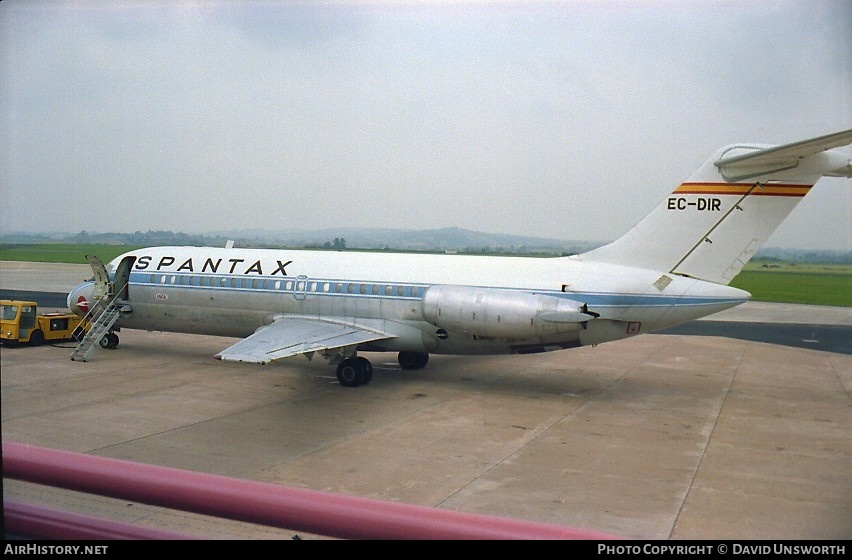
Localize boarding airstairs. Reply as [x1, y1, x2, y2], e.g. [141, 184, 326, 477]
[70, 254, 135, 362]
[70, 292, 131, 362]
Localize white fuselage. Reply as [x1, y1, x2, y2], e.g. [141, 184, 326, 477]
[68, 246, 749, 357]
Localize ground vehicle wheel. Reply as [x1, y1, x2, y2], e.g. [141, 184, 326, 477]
[336, 359, 365, 387]
[398, 351, 429, 370]
[29, 329, 45, 346]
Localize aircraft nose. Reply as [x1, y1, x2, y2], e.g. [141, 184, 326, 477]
[67, 281, 95, 317]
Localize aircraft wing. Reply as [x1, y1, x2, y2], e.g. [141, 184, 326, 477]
[214, 316, 396, 364]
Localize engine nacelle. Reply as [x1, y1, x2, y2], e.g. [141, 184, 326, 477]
[422, 285, 594, 339]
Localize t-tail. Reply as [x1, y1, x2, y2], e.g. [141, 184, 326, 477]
[579, 129, 852, 284]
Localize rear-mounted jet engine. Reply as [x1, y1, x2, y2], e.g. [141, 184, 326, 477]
[422, 285, 597, 339]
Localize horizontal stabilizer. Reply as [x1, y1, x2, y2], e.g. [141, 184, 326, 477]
[715, 129, 852, 181]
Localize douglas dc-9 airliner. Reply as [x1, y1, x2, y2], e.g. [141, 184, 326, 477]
[68, 129, 851, 386]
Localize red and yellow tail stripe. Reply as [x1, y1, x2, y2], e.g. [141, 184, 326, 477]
[675, 182, 813, 197]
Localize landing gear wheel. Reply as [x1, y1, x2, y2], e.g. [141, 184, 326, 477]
[398, 351, 429, 370]
[356, 357, 373, 385]
[100, 332, 120, 349]
[336, 358, 366, 387]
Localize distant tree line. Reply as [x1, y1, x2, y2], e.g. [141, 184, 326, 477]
[66, 230, 212, 246]
[753, 247, 852, 264]
[303, 237, 348, 250]
[0, 231, 848, 262]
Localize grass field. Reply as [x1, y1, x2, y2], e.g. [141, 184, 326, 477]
[2, 244, 849, 306]
[0, 244, 145, 265]
[729, 261, 851, 307]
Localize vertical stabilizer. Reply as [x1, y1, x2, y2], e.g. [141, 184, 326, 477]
[578, 130, 851, 284]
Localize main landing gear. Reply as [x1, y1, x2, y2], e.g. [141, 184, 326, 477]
[335, 351, 430, 388]
[336, 357, 373, 388]
[398, 351, 429, 370]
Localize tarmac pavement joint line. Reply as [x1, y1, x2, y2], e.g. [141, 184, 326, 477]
[667, 342, 743, 539]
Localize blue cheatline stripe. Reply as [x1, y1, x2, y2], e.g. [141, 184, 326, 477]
[126, 272, 743, 309]
[562, 292, 743, 308]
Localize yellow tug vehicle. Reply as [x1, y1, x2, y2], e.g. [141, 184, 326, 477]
[1, 300, 88, 346]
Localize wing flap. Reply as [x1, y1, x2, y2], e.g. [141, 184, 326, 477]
[215, 316, 395, 364]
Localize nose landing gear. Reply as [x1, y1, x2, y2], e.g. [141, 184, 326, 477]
[98, 332, 120, 349]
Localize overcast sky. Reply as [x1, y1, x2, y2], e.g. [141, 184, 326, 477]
[1, 1, 849, 251]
